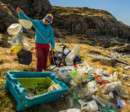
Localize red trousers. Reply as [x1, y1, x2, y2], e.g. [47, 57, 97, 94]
[36, 43, 50, 71]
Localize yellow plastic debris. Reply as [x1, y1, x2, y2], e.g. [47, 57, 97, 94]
[10, 44, 23, 54]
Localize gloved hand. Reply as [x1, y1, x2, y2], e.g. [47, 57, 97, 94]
[51, 48, 56, 54]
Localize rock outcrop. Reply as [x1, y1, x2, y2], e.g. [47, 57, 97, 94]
[0, 0, 52, 32]
[1, 0, 52, 18]
[53, 6, 130, 40]
[0, 1, 17, 32]
[0, 0, 130, 40]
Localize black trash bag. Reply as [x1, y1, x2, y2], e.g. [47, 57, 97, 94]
[17, 49, 32, 65]
[73, 55, 82, 64]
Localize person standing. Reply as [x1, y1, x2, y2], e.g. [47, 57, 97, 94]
[16, 7, 55, 71]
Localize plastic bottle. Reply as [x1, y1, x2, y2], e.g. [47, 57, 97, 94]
[79, 100, 98, 112]
[70, 69, 78, 78]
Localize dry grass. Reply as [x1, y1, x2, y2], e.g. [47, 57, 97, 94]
[0, 36, 130, 111]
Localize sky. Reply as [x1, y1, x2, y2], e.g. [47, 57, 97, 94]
[49, 0, 130, 26]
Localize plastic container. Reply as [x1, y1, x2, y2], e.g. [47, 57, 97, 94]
[65, 45, 80, 65]
[7, 23, 22, 36]
[79, 100, 98, 112]
[5, 71, 68, 111]
[60, 108, 80, 112]
[87, 81, 97, 93]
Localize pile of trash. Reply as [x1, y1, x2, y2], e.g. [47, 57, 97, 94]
[7, 21, 32, 65]
[5, 20, 130, 112]
[55, 58, 129, 112]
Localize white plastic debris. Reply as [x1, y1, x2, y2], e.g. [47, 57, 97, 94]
[19, 19, 32, 29]
[102, 72, 118, 82]
[66, 45, 80, 65]
[87, 81, 97, 93]
[23, 39, 32, 50]
[104, 81, 122, 93]
[7, 23, 22, 36]
[59, 108, 81, 112]
[79, 100, 98, 112]
[124, 66, 130, 70]
[95, 68, 104, 76]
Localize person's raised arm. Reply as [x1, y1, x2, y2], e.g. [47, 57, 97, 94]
[16, 7, 32, 21]
[50, 27, 55, 50]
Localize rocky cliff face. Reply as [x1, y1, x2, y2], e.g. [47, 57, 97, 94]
[0, 0, 130, 40]
[1, 0, 52, 18]
[0, 1, 17, 32]
[0, 0, 52, 32]
[53, 6, 130, 40]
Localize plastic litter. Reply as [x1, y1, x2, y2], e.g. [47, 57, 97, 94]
[102, 72, 118, 82]
[79, 99, 98, 112]
[124, 66, 130, 70]
[95, 68, 104, 76]
[8, 23, 31, 54]
[7, 23, 22, 36]
[116, 98, 126, 108]
[87, 81, 97, 93]
[104, 81, 122, 94]
[10, 43, 23, 54]
[92, 96, 117, 112]
[66, 45, 80, 65]
[70, 69, 78, 78]
[52, 44, 71, 67]
[57, 66, 74, 83]
[48, 84, 61, 91]
[19, 19, 33, 29]
[87, 67, 95, 76]
[59, 108, 81, 112]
